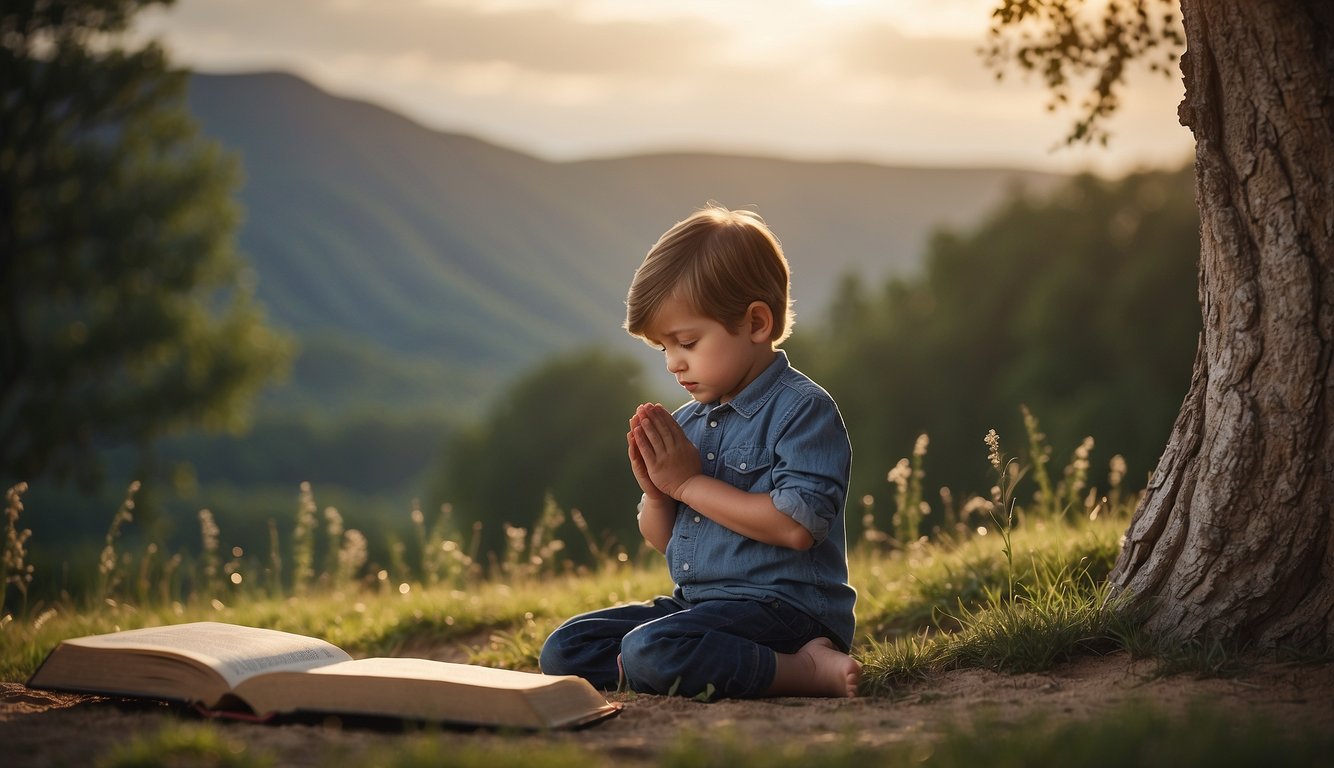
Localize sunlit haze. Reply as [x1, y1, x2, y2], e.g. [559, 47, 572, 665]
[136, 0, 1193, 175]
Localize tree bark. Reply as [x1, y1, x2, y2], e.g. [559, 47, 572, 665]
[1108, 0, 1334, 652]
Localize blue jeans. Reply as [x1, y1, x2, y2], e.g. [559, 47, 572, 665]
[538, 595, 827, 699]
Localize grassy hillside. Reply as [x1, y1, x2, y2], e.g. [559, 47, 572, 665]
[186, 71, 1064, 415]
[8, 72, 1071, 578]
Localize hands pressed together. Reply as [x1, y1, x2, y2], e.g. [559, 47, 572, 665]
[627, 403, 701, 502]
[628, 402, 814, 553]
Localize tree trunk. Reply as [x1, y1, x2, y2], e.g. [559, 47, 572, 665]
[1108, 0, 1334, 652]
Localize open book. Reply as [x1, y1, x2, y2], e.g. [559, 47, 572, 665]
[26, 621, 619, 730]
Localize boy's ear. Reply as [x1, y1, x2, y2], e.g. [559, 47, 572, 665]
[745, 301, 774, 343]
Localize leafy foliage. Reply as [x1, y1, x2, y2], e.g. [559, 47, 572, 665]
[0, 0, 291, 486]
[158, 412, 453, 494]
[983, 0, 1186, 145]
[788, 165, 1199, 515]
[429, 348, 655, 564]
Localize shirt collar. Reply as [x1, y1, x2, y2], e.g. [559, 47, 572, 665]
[693, 349, 790, 420]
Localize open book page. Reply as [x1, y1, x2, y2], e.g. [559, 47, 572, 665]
[65, 622, 351, 690]
[301, 657, 573, 688]
[232, 657, 619, 728]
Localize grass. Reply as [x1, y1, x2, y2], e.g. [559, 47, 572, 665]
[646, 701, 1334, 768]
[1, 515, 1127, 683]
[4, 411, 1328, 764]
[856, 518, 1130, 690]
[90, 700, 1334, 768]
[0, 561, 673, 680]
[0, 410, 1155, 684]
[100, 721, 275, 768]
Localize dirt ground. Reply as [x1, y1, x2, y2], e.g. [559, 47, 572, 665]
[3, 652, 1332, 766]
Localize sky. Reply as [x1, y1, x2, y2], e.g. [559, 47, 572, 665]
[135, 0, 1195, 176]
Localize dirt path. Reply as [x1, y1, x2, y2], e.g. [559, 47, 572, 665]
[4, 653, 1332, 766]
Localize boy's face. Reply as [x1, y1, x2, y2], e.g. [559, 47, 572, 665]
[641, 294, 774, 405]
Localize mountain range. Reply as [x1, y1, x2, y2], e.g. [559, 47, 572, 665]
[185, 71, 1064, 416]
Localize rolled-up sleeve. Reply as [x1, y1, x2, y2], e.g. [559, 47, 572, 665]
[768, 396, 850, 545]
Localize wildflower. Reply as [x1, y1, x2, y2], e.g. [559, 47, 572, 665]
[199, 509, 220, 553]
[97, 482, 139, 600]
[199, 508, 221, 595]
[1020, 405, 1046, 460]
[3, 483, 34, 612]
[506, 525, 526, 543]
[1059, 436, 1095, 515]
[293, 482, 318, 595]
[984, 429, 1002, 469]
[1109, 454, 1127, 489]
[913, 433, 929, 457]
[887, 458, 911, 491]
[1072, 436, 1094, 473]
[962, 495, 995, 518]
[325, 506, 344, 539]
[338, 529, 369, 585]
[862, 511, 889, 544]
[324, 506, 345, 580]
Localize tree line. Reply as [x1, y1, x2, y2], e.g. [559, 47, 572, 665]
[789, 166, 1200, 513]
[428, 165, 1201, 554]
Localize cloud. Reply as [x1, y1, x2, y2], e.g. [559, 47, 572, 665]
[143, 0, 729, 78]
[832, 23, 1011, 93]
[136, 0, 1191, 173]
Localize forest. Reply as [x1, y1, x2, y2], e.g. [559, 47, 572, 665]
[427, 163, 1200, 564]
[10, 162, 1199, 593]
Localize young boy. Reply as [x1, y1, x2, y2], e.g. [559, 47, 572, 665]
[539, 204, 859, 699]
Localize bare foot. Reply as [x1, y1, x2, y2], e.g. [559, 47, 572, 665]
[769, 637, 861, 698]
[801, 637, 862, 698]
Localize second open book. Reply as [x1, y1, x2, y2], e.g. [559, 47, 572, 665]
[26, 621, 620, 730]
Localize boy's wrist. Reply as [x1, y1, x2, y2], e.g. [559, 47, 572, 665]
[671, 474, 702, 504]
[641, 486, 669, 502]
[637, 492, 673, 515]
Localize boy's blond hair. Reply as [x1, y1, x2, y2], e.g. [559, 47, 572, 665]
[625, 204, 795, 344]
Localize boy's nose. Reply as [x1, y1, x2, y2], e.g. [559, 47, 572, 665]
[666, 352, 686, 373]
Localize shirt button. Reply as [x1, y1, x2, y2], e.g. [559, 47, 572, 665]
[693, 515, 701, 523]
[706, 452, 715, 460]
[739, 462, 747, 470]
[709, 421, 718, 428]
[682, 563, 690, 571]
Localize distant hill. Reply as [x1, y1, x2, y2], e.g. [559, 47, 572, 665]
[185, 71, 1064, 415]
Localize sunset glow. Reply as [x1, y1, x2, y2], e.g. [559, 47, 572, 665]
[135, 0, 1191, 174]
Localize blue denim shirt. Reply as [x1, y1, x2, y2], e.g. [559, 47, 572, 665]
[663, 350, 856, 650]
